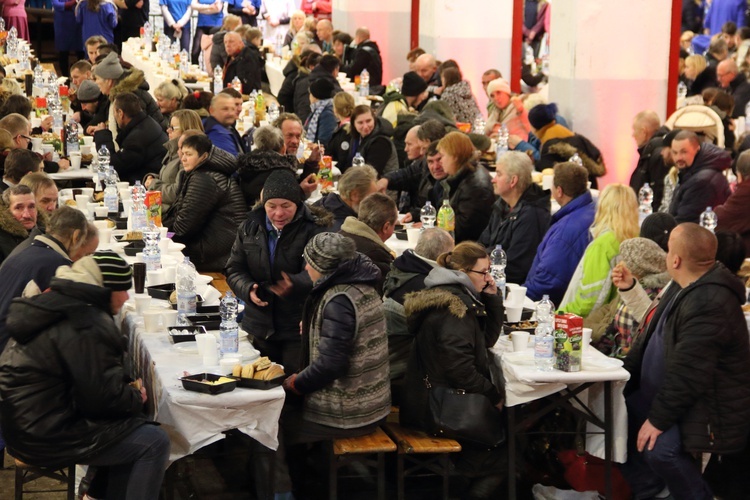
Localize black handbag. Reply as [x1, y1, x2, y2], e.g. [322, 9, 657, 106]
[424, 374, 506, 449]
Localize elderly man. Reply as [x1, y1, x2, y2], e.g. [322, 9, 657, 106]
[223, 31, 263, 94]
[339, 192, 398, 293]
[668, 130, 731, 223]
[1, 149, 42, 194]
[20, 172, 58, 214]
[413, 53, 441, 93]
[524, 162, 596, 304]
[0, 185, 37, 266]
[629, 110, 670, 210]
[272, 113, 319, 191]
[343, 27, 383, 90]
[94, 92, 168, 183]
[314, 165, 379, 232]
[479, 151, 551, 284]
[205, 92, 246, 156]
[716, 59, 750, 117]
[315, 19, 333, 53]
[716, 150, 750, 249]
[621, 223, 750, 499]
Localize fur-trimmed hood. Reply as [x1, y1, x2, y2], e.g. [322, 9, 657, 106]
[109, 67, 148, 102]
[404, 286, 468, 320]
[547, 141, 606, 178]
[0, 200, 32, 238]
[237, 150, 299, 175]
[404, 267, 483, 320]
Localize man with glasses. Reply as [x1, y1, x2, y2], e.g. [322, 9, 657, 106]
[0, 114, 70, 174]
[716, 59, 750, 117]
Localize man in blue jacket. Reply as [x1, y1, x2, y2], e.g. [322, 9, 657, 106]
[524, 161, 596, 305]
[204, 93, 245, 156]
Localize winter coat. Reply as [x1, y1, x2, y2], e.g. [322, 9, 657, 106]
[236, 150, 300, 208]
[307, 65, 342, 95]
[0, 276, 146, 468]
[339, 216, 394, 294]
[223, 44, 264, 95]
[163, 147, 244, 272]
[100, 67, 167, 131]
[715, 181, 750, 249]
[478, 183, 551, 284]
[75, 0, 117, 49]
[327, 122, 351, 171]
[537, 123, 606, 188]
[725, 72, 750, 118]
[687, 65, 718, 97]
[94, 111, 168, 184]
[343, 39, 383, 88]
[434, 163, 496, 243]
[668, 142, 731, 223]
[203, 116, 245, 156]
[624, 263, 750, 454]
[225, 203, 332, 341]
[294, 253, 391, 429]
[629, 126, 670, 211]
[401, 267, 504, 432]
[0, 202, 31, 266]
[292, 68, 313, 123]
[210, 30, 229, 70]
[146, 137, 181, 211]
[312, 192, 357, 232]
[0, 235, 71, 352]
[385, 158, 436, 220]
[52, 0, 81, 52]
[304, 100, 337, 147]
[351, 118, 399, 177]
[277, 57, 300, 114]
[524, 191, 596, 304]
[440, 81, 481, 124]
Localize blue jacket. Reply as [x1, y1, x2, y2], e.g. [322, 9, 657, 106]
[704, 0, 745, 35]
[75, 1, 118, 48]
[523, 190, 596, 305]
[52, 0, 81, 52]
[203, 116, 244, 156]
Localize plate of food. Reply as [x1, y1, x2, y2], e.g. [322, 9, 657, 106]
[231, 357, 286, 390]
[180, 373, 237, 394]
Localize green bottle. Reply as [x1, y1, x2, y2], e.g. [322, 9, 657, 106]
[437, 199, 455, 238]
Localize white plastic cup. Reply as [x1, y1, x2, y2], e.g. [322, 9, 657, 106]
[159, 226, 169, 239]
[582, 328, 593, 351]
[158, 238, 170, 252]
[162, 266, 176, 284]
[134, 294, 151, 314]
[31, 137, 43, 152]
[75, 194, 90, 209]
[117, 181, 129, 191]
[406, 227, 421, 246]
[41, 144, 54, 157]
[203, 347, 220, 366]
[506, 286, 527, 307]
[142, 310, 162, 332]
[510, 331, 530, 352]
[147, 269, 166, 286]
[81, 187, 94, 199]
[69, 152, 82, 170]
[195, 333, 212, 356]
[94, 206, 109, 218]
[506, 305, 524, 323]
[82, 136, 94, 146]
[542, 174, 554, 190]
[92, 219, 110, 231]
[161, 309, 178, 328]
[98, 228, 112, 247]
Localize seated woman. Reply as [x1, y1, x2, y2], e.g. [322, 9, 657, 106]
[346, 105, 399, 176]
[304, 79, 336, 147]
[684, 54, 717, 97]
[163, 134, 245, 272]
[484, 77, 529, 140]
[529, 102, 607, 188]
[479, 151, 550, 284]
[154, 79, 189, 124]
[402, 241, 506, 499]
[326, 92, 355, 169]
[560, 183, 640, 318]
[144, 109, 204, 212]
[439, 66, 481, 124]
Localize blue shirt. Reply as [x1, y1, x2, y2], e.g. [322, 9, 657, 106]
[159, 0, 191, 23]
[195, 0, 224, 27]
[265, 216, 281, 266]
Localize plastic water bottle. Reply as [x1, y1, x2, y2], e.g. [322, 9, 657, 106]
[359, 69, 370, 97]
[98, 145, 110, 168]
[65, 119, 79, 154]
[142, 223, 161, 271]
[534, 295, 555, 371]
[50, 100, 64, 130]
[103, 168, 118, 213]
[213, 65, 223, 94]
[677, 81, 687, 100]
[638, 182, 653, 215]
[231, 76, 242, 93]
[570, 152, 583, 167]
[219, 291, 239, 355]
[420, 200, 436, 228]
[131, 181, 148, 231]
[352, 153, 365, 167]
[496, 124, 509, 159]
[176, 256, 197, 325]
[700, 206, 718, 233]
[490, 245, 507, 298]
[437, 199, 455, 238]
[473, 116, 485, 135]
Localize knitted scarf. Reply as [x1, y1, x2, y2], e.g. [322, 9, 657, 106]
[306, 98, 333, 142]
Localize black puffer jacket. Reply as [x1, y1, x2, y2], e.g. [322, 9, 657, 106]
[668, 142, 731, 223]
[353, 117, 398, 176]
[225, 204, 332, 341]
[236, 150, 300, 207]
[94, 111, 168, 184]
[433, 163, 496, 243]
[624, 263, 750, 454]
[385, 157, 436, 220]
[164, 147, 244, 272]
[479, 183, 551, 284]
[293, 67, 313, 123]
[629, 126, 670, 211]
[223, 44, 264, 95]
[277, 57, 301, 114]
[0, 277, 145, 468]
[401, 267, 504, 430]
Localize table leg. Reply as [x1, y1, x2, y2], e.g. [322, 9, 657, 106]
[508, 405, 516, 499]
[604, 381, 613, 500]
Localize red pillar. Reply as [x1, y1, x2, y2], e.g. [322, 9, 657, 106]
[411, 0, 420, 49]
[666, 0, 682, 118]
[510, 0, 524, 93]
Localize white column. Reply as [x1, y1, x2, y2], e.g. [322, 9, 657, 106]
[548, 0, 673, 185]
[419, 0, 514, 113]
[332, 0, 412, 84]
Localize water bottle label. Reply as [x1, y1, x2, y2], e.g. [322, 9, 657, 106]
[534, 337, 554, 358]
[220, 329, 239, 354]
[177, 293, 196, 315]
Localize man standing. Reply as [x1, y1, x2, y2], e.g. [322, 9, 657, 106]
[205, 92, 246, 156]
[343, 27, 383, 90]
[0, 185, 38, 265]
[222, 31, 263, 94]
[0, 251, 170, 499]
[629, 110, 670, 210]
[667, 131, 731, 223]
[715, 150, 750, 249]
[621, 223, 750, 498]
[716, 59, 750, 117]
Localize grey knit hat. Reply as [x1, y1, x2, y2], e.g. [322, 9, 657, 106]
[93, 52, 124, 80]
[91, 251, 132, 291]
[640, 212, 677, 252]
[620, 237, 667, 279]
[303, 232, 357, 275]
[77, 79, 101, 103]
[262, 169, 302, 205]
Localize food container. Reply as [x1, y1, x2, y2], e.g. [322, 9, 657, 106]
[234, 375, 286, 390]
[168, 325, 207, 343]
[188, 313, 221, 330]
[147, 283, 176, 300]
[180, 373, 237, 394]
[170, 294, 205, 310]
[124, 241, 146, 256]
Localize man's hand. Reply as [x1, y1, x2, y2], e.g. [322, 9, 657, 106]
[508, 134, 523, 149]
[308, 143, 321, 163]
[402, 212, 413, 223]
[637, 419, 663, 452]
[144, 175, 154, 189]
[41, 115, 53, 132]
[612, 262, 636, 291]
[269, 17, 280, 27]
[87, 122, 106, 135]
[57, 158, 71, 170]
[300, 174, 317, 196]
[249, 284, 269, 307]
[376, 178, 389, 192]
[135, 0, 144, 7]
[269, 271, 293, 297]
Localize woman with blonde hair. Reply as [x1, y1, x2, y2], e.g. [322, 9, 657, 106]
[561, 183, 640, 318]
[684, 54, 715, 97]
[154, 80, 189, 122]
[283, 10, 307, 48]
[327, 92, 355, 168]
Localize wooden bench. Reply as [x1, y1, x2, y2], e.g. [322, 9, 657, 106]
[329, 427, 397, 500]
[13, 458, 75, 500]
[384, 422, 462, 500]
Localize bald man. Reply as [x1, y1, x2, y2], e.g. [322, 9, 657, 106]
[223, 31, 263, 94]
[315, 19, 333, 53]
[414, 53, 440, 89]
[621, 223, 750, 499]
[343, 27, 383, 89]
[716, 59, 750, 117]
[629, 110, 670, 210]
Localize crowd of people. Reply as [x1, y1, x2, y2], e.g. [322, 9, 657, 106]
[0, 2, 748, 499]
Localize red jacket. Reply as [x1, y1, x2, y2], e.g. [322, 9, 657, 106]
[300, 0, 331, 20]
[715, 180, 750, 250]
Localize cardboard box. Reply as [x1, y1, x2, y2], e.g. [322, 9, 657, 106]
[553, 313, 583, 372]
[145, 190, 162, 227]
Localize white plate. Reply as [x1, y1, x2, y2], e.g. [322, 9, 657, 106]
[169, 241, 185, 252]
[174, 341, 199, 354]
[583, 356, 624, 371]
[196, 274, 213, 286]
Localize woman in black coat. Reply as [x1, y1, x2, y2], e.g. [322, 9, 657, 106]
[163, 134, 245, 272]
[347, 105, 399, 176]
[402, 241, 506, 499]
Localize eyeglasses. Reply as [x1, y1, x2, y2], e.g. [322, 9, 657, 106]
[19, 134, 31, 142]
[468, 269, 492, 278]
[167, 125, 181, 132]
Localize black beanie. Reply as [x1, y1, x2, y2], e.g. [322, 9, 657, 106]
[640, 212, 677, 252]
[401, 71, 427, 97]
[528, 103, 558, 130]
[662, 128, 683, 148]
[262, 169, 302, 205]
[310, 78, 335, 100]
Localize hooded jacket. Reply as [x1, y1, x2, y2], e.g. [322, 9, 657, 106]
[349, 117, 399, 176]
[225, 203, 332, 341]
[668, 142, 731, 223]
[440, 80, 482, 124]
[539, 129, 607, 189]
[726, 71, 750, 119]
[479, 183, 551, 284]
[339, 216, 394, 294]
[92, 67, 167, 131]
[624, 263, 750, 453]
[0, 201, 33, 266]
[277, 56, 302, 114]
[293, 66, 314, 123]
[146, 137, 181, 211]
[313, 192, 356, 232]
[236, 150, 300, 208]
[163, 147, 245, 272]
[343, 40, 383, 88]
[434, 163, 496, 243]
[0, 264, 145, 468]
[630, 125, 670, 211]
[223, 44, 264, 95]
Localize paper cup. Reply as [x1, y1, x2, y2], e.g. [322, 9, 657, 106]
[203, 348, 220, 367]
[506, 286, 527, 307]
[582, 328, 593, 351]
[506, 305, 524, 323]
[41, 144, 54, 156]
[94, 206, 109, 217]
[30, 116, 42, 128]
[406, 227, 421, 246]
[159, 226, 169, 239]
[82, 136, 94, 146]
[69, 152, 82, 170]
[31, 137, 43, 152]
[510, 331, 530, 352]
[161, 309, 178, 328]
[142, 309, 162, 332]
[119, 188, 131, 201]
[134, 294, 151, 314]
[92, 219, 110, 231]
[147, 269, 166, 286]
[98, 228, 112, 247]
[158, 238, 170, 252]
[117, 181, 129, 191]
[195, 333, 214, 357]
[81, 188, 94, 199]
[162, 266, 176, 284]
[80, 144, 92, 155]
[75, 194, 90, 208]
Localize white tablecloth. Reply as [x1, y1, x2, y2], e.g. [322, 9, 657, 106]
[49, 168, 95, 181]
[266, 59, 286, 97]
[122, 309, 285, 463]
[493, 344, 630, 462]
